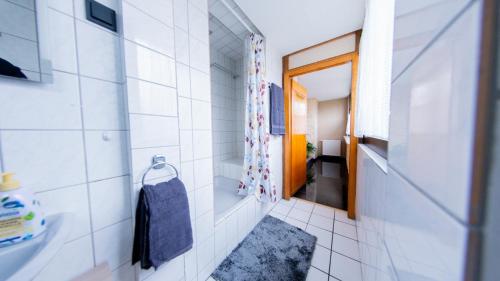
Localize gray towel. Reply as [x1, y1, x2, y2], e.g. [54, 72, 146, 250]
[270, 83, 285, 135]
[142, 177, 193, 269]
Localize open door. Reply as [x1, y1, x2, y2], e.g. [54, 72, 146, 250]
[283, 30, 361, 218]
[290, 80, 308, 196]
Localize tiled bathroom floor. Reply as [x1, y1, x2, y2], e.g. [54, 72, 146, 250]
[209, 197, 362, 281]
[269, 197, 362, 281]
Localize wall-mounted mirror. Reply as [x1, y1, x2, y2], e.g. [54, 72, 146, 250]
[0, 0, 43, 82]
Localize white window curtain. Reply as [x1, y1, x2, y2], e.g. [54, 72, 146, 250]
[354, 0, 395, 140]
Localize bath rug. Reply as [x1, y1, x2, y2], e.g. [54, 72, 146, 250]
[211, 215, 317, 281]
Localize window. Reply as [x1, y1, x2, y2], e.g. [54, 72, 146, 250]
[354, 0, 395, 140]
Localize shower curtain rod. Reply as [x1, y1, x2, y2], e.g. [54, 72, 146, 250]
[218, 0, 258, 35]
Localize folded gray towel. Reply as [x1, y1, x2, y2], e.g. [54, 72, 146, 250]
[142, 177, 193, 269]
[270, 83, 285, 135]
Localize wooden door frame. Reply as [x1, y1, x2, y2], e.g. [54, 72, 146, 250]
[282, 30, 361, 219]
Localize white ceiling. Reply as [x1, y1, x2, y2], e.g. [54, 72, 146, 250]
[296, 63, 352, 101]
[234, 0, 365, 55]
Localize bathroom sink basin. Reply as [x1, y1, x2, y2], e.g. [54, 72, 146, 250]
[0, 213, 73, 281]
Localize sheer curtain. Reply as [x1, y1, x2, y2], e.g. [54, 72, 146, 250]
[354, 0, 395, 140]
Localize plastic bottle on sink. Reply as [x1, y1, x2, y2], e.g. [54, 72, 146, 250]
[0, 173, 46, 247]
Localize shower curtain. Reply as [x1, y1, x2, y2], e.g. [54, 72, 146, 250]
[238, 33, 277, 203]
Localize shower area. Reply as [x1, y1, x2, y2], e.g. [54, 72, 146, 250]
[208, 0, 254, 221]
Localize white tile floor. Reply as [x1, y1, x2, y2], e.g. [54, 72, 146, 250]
[208, 197, 362, 281]
[270, 197, 362, 281]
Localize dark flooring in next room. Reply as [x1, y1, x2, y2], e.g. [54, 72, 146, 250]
[295, 157, 348, 210]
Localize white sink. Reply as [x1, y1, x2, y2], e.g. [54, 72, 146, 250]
[0, 213, 73, 281]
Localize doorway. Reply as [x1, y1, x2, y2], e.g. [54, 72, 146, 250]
[283, 31, 360, 218]
[291, 64, 352, 209]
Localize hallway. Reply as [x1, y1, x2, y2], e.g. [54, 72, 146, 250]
[295, 158, 348, 210]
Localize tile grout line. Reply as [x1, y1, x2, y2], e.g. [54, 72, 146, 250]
[123, 37, 175, 60]
[123, 0, 175, 28]
[391, 0, 476, 83]
[71, 0, 97, 266]
[389, 164, 469, 227]
[122, 74, 177, 89]
[331, 247, 362, 263]
[289, 199, 363, 279]
[4, 0, 34, 11]
[328, 217, 335, 277]
[310, 265, 330, 278]
[331, 220, 338, 271]
[128, 112, 180, 119]
[181, 0, 198, 280]
[52, 68, 122, 84]
[116, 0, 149, 274]
[33, 174, 131, 194]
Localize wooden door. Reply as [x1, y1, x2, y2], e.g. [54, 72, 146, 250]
[291, 80, 308, 196]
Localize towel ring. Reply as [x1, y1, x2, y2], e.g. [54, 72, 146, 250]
[141, 155, 179, 186]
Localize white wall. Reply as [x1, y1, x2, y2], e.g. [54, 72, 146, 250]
[0, 1, 130, 280]
[122, 0, 262, 280]
[317, 98, 348, 156]
[210, 50, 244, 176]
[356, 145, 393, 281]
[122, 0, 204, 279]
[288, 33, 356, 69]
[355, 1, 483, 280]
[0, 0, 41, 80]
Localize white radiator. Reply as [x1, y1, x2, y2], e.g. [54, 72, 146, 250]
[322, 140, 341, 156]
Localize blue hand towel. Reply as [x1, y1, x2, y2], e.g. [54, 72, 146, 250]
[137, 177, 193, 269]
[270, 83, 285, 135]
[132, 189, 152, 269]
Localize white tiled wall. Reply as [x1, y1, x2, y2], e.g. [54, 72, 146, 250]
[0, 1, 131, 280]
[0, 0, 41, 80]
[389, 0, 481, 222]
[208, 13, 245, 60]
[356, 1, 482, 280]
[123, 0, 279, 281]
[210, 50, 244, 176]
[391, 0, 471, 79]
[357, 143, 472, 281]
[122, 0, 216, 280]
[0, 0, 283, 280]
[208, 0, 258, 42]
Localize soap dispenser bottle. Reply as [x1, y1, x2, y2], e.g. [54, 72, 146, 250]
[0, 173, 46, 247]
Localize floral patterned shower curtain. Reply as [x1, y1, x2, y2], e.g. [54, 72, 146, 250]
[238, 33, 277, 203]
